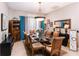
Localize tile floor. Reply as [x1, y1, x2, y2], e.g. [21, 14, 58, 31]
[11, 41, 27, 56]
[11, 41, 79, 56]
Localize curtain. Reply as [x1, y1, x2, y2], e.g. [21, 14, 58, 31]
[41, 20, 45, 31]
[20, 16, 25, 40]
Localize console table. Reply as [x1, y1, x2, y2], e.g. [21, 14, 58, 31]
[0, 33, 13, 56]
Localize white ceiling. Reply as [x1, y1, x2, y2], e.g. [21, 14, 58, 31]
[6, 2, 73, 15]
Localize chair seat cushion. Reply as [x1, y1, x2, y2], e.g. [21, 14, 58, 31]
[46, 46, 60, 55]
[46, 46, 51, 52]
[52, 49, 60, 53]
[32, 42, 44, 49]
[51, 49, 60, 55]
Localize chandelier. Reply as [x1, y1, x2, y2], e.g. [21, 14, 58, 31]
[38, 2, 42, 13]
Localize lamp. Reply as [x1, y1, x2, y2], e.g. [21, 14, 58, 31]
[38, 2, 42, 14]
[64, 24, 69, 29]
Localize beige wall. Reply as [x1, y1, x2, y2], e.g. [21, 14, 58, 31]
[46, 2, 79, 30]
[0, 2, 9, 43]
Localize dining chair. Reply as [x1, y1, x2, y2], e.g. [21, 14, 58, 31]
[24, 32, 30, 49]
[44, 30, 47, 36]
[28, 36, 45, 56]
[46, 31, 51, 37]
[45, 32, 63, 56]
[29, 30, 34, 36]
[53, 31, 59, 37]
[51, 37, 63, 56]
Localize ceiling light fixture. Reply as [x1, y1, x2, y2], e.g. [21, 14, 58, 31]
[38, 2, 42, 14]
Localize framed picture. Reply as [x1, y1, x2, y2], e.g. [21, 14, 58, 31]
[50, 22, 53, 27]
[1, 13, 8, 31]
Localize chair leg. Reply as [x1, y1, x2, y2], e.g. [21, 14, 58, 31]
[32, 49, 34, 56]
[58, 52, 60, 56]
[42, 47, 45, 55]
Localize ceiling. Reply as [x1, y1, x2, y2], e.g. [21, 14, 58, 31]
[6, 2, 73, 15]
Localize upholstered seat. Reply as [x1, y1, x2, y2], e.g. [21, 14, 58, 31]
[51, 49, 60, 56]
[46, 46, 51, 52]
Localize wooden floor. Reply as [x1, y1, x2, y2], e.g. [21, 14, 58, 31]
[11, 41, 79, 56]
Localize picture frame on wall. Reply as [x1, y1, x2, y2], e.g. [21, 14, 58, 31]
[50, 22, 53, 27]
[1, 13, 8, 31]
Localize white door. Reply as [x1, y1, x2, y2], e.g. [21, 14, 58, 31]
[70, 30, 77, 51]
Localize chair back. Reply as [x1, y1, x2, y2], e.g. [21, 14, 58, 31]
[44, 30, 47, 36]
[51, 37, 63, 56]
[53, 31, 59, 37]
[30, 30, 33, 35]
[24, 33, 30, 48]
[51, 31, 62, 55]
[28, 36, 32, 49]
[46, 31, 51, 38]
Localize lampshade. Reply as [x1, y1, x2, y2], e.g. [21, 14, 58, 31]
[64, 24, 69, 29]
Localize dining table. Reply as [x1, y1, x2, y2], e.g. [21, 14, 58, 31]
[27, 32, 65, 56]
[28, 32, 65, 47]
[29, 33, 53, 45]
